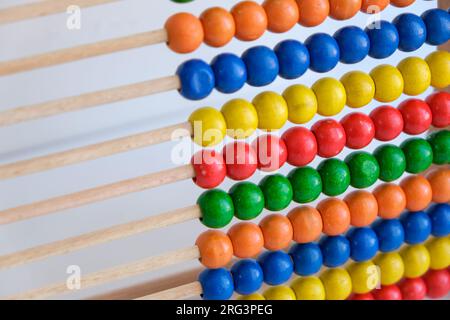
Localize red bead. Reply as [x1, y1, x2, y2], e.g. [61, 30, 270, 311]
[340, 113, 375, 149]
[281, 127, 317, 167]
[398, 99, 432, 135]
[399, 277, 427, 300]
[251, 134, 288, 172]
[351, 293, 375, 300]
[311, 119, 346, 158]
[191, 150, 226, 189]
[222, 142, 258, 181]
[369, 106, 404, 141]
[423, 269, 450, 299]
[426, 92, 450, 128]
[372, 285, 403, 300]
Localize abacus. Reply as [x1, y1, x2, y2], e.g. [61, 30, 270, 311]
[0, 0, 448, 301]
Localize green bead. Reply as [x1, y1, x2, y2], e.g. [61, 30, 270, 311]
[401, 138, 434, 173]
[229, 182, 264, 221]
[197, 189, 234, 228]
[427, 130, 450, 165]
[288, 167, 322, 203]
[317, 159, 350, 196]
[373, 144, 406, 182]
[345, 152, 380, 188]
[258, 174, 293, 211]
[171, 0, 194, 3]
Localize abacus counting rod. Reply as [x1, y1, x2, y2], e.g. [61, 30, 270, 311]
[0, 121, 192, 180]
[0, 75, 180, 126]
[0, 164, 195, 225]
[137, 282, 202, 300]
[7, 246, 200, 300]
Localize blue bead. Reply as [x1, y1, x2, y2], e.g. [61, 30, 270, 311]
[348, 227, 379, 262]
[176, 59, 215, 100]
[319, 235, 350, 268]
[305, 33, 340, 73]
[421, 9, 450, 46]
[365, 21, 399, 59]
[230, 259, 263, 295]
[258, 251, 293, 286]
[428, 203, 450, 237]
[334, 26, 370, 64]
[242, 46, 279, 87]
[289, 243, 323, 276]
[393, 13, 427, 52]
[373, 219, 405, 252]
[211, 53, 247, 94]
[401, 211, 432, 245]
[198, 268, 234, 300]
[274, 40, 310, 79]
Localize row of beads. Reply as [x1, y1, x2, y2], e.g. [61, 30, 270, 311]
[188, 57, 449, 148]
[177, 10, 450, 100]
[165, 0, 431, 53]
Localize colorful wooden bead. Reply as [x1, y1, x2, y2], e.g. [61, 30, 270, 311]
[238, 293, 266, 300]
[311, 119, 346, 158]
[229, 182, 264, 221]
[288, 206, 323, 243]
[392, 13, 427, 52]
[421, 9, 450, 46]
[400, 175, 432, 212]
[177, 59, 215, 100]
[211, 53, 247, 94]
[282, 127, 317, 166]
[373, 183, 406, 219]
[231, 1, 267, 41]
[242, 46, 279, 86]
[373, 145, 406, 182]
[288, 167, 322, 204]
[191, 150, 226, 189]
[317, 198, 351, 236]
[274, 40, 310, 79]
[369, 106, 404, 141]
[334, 26, 370, 64]
[370, 65, 404, 102]
[427, 237, 450, 270]
[348, 227, 379, 262]
[263, 0, 299, 33]
[351, 293, 375, 300]
[401, 244, 430, 278]
[320, 235, 351, 267]
[231, 259, 264, 295]
[227, 222, 264, 258]
[305, 34, 340, 73]
[361, 0, 389, 13]
[259, 214, 293, 251]
[321, 268, 352, 300]
[345, 152, 380, 189]
[401, 211, 432, 245]
[252, 135, 288, 171]
[290, 276, 325, 300]
[340, 71, 375, 108]
[222, 142, 258, 181]
[252, 91, 288, 130]
[423, 269, 450, 298]
[258, 251, 294, 285]
[397, 57, 431, 96]
[312, 77, 346, 116]
[427, 130, 450, 165]
[348, 261, 379, 294]
[401, 138, 433, 174]
[221, 99, 258, 139]
[427, 169, 450, 204]
[259, 174, 293, 211]
[428, 204, 450, 237]
[263, 286, 296, 300]
[283, 85, 317, 124]
[399, 277, 427, 300]
[196, 230, 233, 268]
[373, 219, 405, 252]
[197, 189, 234, 228]
[366, 21, 399, 59]
[328, 0, 361, 20]
[344, 191, 378, 227]
[165, 13, 203, 53]
[289, 243, 323, 276]
[390, 0, 415, 7]
[398, 99, 432, 135]
[426, 92, 450, 128]
[425, 51, 450, 89]
[200, 7, 235, 47]
[198, 268, 234, 300]
[374, 252, 405, 286]
[372, 285, 402, 300]
[340, 113, 375, 149]
[189, 107, 226, 147]
[317, 159, 350, 196]
[296, 0, 329, 27]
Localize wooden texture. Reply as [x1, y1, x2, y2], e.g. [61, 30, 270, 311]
[137, 281, 202, 300]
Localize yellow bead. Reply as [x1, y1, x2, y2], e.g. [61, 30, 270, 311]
[426, 237, 450, 270]
[320, 268, 352, 300]
[348, 261, 380, 294]
[426, 50, 450, 89]
[291, 276, 325, 300]
[221, 99, 258, 139]
[370, 65, 404, 103]
[374, 252, 404, 286]
[238, 293, 266, 300]
[340, 71, 375, 108]
[312, 78, 347, 116]
[189, 107, 227, 147]
[263, 286, 297, 300]
[401, 244, 431, 278]
[282, 85, 318, 124]
[397, 57, 431, 96]
[252, 91, 288, 130]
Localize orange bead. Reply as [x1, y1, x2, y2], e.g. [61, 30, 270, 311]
[329, 0, 362, 20]
[259, 214, 293, 250]
[373, 184, 406, 219]
[400, 175, 433, 212]
[288, 206, 323, 243]
[228, 222, 264, 258]
[296, 0, 329, 27]
[165, 13, 204, 53]
[196, 230, 233, 268]
[317, 198, 351, 236]
[231, 1, 268, 41]
[200, 7, 235, 47]
[361, 0, 390, 13]
[344, 191, 378, 227]
[390, 0, 415, 7]
[263, 0, 299, 33]
[427, 168, 450, 203]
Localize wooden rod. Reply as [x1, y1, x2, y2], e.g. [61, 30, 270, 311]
[0, 205, 200, 269]
[0, 121, 192, 180]
[136, 281, 202, 300]
[0, 0, 120, 25]
[6, 246, 200, 300]
[0, 75, 180, 126]
[0, 164, 195, 225]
